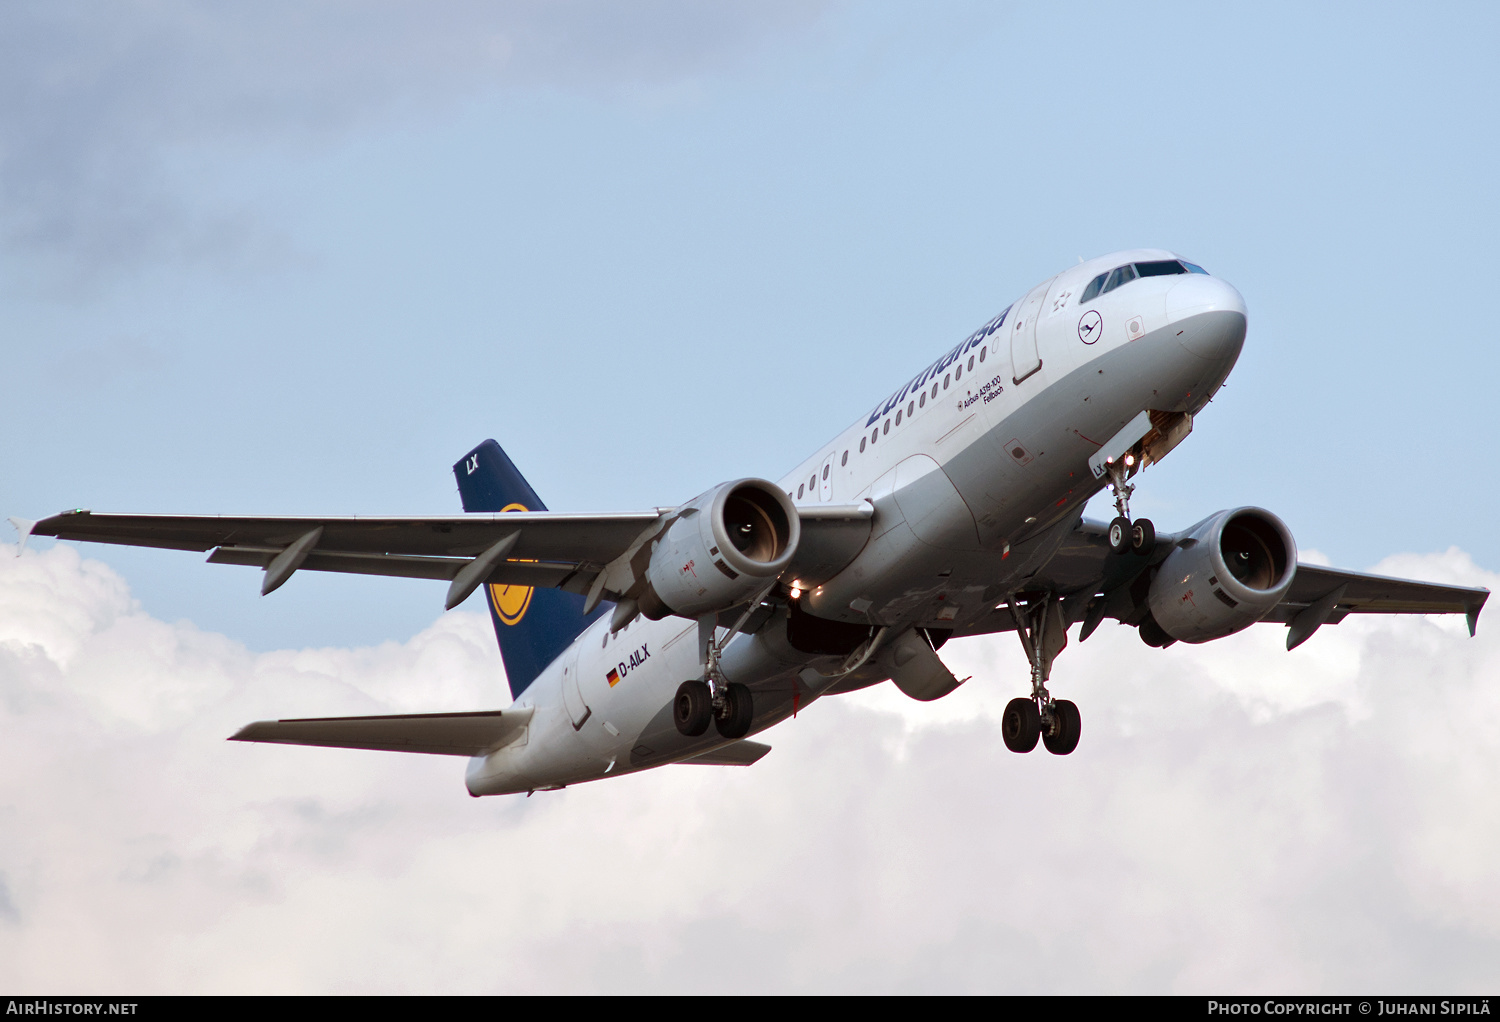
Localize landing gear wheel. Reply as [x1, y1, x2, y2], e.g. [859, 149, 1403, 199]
[1108, 516, 1131, 555]
[1043, 699, 1081, 755]
[674, 680, 712, 737]
[1130, 518, 1156, 556]
[714, 682, 754, 739]
[1001, 697, 1041, 753]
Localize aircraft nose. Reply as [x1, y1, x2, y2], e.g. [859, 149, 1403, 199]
[1167, 275, 1248, 362]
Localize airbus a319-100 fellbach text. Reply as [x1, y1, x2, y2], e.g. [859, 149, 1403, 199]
[20, 249, 1488, 795]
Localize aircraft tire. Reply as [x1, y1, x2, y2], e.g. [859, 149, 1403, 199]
[715, 683, 754, 740]
[674, 680, 713, 737]
[1001, 697, 1041, 753]
[1043, 699, 1081, 756]
[1108, 516, 1131, 555]
[1131, 518, 1156, 556]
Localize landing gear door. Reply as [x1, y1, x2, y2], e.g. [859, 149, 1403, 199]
[561, 649, 591, 730]
[1010, 278, 1052, 385]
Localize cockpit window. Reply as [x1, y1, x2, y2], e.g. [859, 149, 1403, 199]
[1103, 264, 1137, 293]
[1080, 258, 1205, 304]
[1135, 260, 1187, 277]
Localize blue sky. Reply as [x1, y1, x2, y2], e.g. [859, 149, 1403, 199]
[3, 2, 1500, 994]
[5, 2, 1497, 649]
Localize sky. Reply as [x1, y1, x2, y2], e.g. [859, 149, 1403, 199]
[2, 0, 1498, 994]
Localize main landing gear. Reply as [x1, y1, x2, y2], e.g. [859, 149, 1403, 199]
[1002, 593, 1082, 756]
[1102, 457, 1155, 558]
[673, 594, 772, 741]
[674, 679, 752, 739]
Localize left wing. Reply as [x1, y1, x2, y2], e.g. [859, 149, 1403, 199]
[955, 518, 1488, 645]
[1264, 562, 1487, 648]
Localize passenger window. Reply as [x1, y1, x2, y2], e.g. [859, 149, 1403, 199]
[1135, 260, 1188, 278]
[919, 392, 926, 408]
[931, 383, 939, 398]
[809, 475, 816, 491]
[841, 451, 848, 466]
[907, 400, 915, 416]
[860, 438, 866, 452]
[967, 356, 975, 371]
[943, 375, 950, 389]
[895, 410, 902, 425]
[822, 464, 829, 480]
[979, 346, 986, 362]
[798, 484, 804, 499]
[955, 365, 962, 381]
[883, 420, 890, 435]
[871, 429, 878, 444]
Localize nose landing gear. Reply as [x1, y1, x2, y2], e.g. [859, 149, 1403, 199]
[1004, 593, 1083, 756]
[1103, 459, 1155, 558]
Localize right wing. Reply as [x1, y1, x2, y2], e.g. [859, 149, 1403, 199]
[30, 503, 874, 607]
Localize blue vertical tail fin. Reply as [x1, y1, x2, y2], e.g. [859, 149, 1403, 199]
[453, 440, 608, 700]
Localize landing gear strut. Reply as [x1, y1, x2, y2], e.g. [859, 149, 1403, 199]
[1103, 458, 1155, 558]
[674, 587, 773, 740]
[1004, 593, 1082, 756]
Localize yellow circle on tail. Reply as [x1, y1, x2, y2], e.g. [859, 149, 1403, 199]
[490, 502, 533, 625]
[490, 582, 534, 625]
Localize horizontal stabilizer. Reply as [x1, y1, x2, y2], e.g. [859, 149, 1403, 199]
[677, 740, 771, 766]
[230, 706, 533, 757]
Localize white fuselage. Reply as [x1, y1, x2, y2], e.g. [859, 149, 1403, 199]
[466, 249, 1248, 795]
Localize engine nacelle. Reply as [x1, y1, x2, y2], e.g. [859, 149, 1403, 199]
[1147, 507, 1296, 643]
[637, 479, 799, 620]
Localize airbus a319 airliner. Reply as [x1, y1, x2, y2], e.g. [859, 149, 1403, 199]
[22, 249, 1488, 795]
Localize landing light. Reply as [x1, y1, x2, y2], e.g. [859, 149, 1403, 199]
[1124, 454, 1136, 467]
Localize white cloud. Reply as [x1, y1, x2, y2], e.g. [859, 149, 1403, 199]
[0, 542, 1496, 992]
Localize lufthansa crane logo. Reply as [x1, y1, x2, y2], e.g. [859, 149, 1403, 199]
[1077, 310, 1103, 344]
[487, 502, 533, 625]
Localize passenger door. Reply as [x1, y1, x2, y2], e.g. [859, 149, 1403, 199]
[1009, 278, 1052, 385]
[560, 648, 591, 730]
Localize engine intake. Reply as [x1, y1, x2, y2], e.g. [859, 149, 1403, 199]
[1146, 507, 1296, 643]
[638, 479, 799, 620]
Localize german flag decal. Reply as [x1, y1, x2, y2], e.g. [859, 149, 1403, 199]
[606, 668, 621, 688]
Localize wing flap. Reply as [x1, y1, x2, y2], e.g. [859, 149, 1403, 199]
[229, 706, 533, 757]
[205, 545, 586, 589]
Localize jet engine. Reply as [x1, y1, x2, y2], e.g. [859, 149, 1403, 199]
[1146, 507, 1296, 643]
[637, 479, 799, 620]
